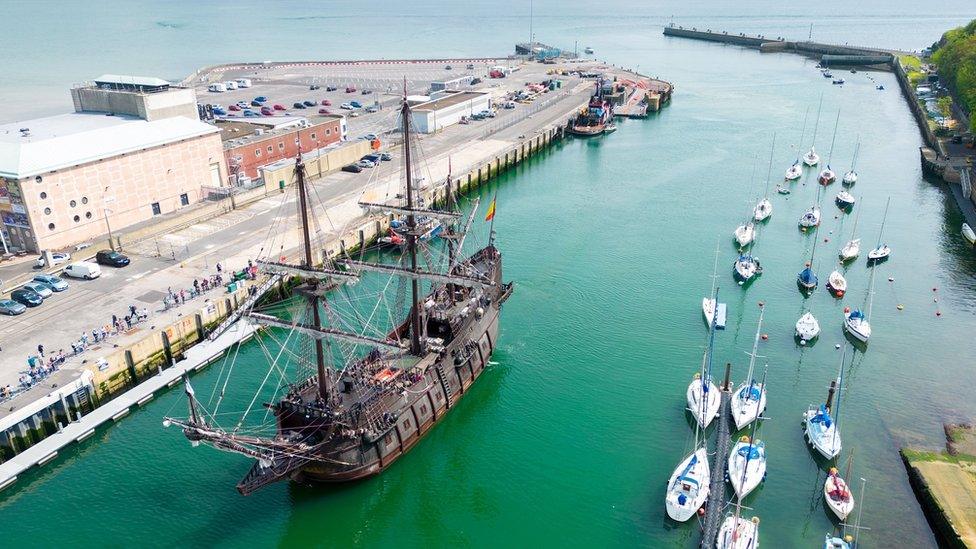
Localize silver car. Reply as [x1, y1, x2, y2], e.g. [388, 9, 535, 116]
[33, 274, 69, 292]
[22, 281, 53, 298]
[0, 299, 27, 315]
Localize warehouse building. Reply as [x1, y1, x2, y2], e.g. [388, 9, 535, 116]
[405, 91, 491, 134]
[219, 115, 346, 181]
[0, 76, 226, 253]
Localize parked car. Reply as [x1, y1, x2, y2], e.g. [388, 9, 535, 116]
[340, 102, 354, 110]
[466, 63, 475, 69]
[250, 100, 263, 107]
[357, 159, 376, 168]
[243, 110, 259, 117]
[345, 86, 357, 93]
[321, 99, 332, 106]
[63, 261, 102, 280]
[341, 163, 363, 173]
[445, 65, 452, 70]
[302, 100, 316, 107]
[350, 101, 362, 108]
[22, 281, 53, 299]
[326, 86, 338, 91]
[0, 299, 27, 316]
[379, 152, 392, 161]
[309, 84, 321, 90]
[261, 107, 274, 115]
[362, 154, 381, 163]
[212, 107, 227, 115]
[236, 101, 249, 109]
[11, 288, 43, 307]
[361, 89, 372, 95]
[318, 108, 331, 115]
[228, 105, 241, 111]
[96, 250, 130, 267]
[293, 102, 307, 109]
[350, 111, 360, 117]
[470, 77, 482, 85]
[34, 251, 71, 268]
[361, 133, 378, 141]
[253, 96, 268, 103]
[33, 274, 68, 292]
[273, 104, 286, 110]
[365, 105, 379, 113]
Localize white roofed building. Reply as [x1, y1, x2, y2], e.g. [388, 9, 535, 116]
[0, 77, 226, 253]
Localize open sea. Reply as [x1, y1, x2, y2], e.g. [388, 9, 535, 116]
[2, 1, 976, 547]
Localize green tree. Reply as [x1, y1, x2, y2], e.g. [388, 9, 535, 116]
[937, 96, 953, 120]
[932, 19, 976, 131]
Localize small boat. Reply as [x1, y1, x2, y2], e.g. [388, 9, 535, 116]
[827, 270, 847, 297]
[824, 454, 856, 521]
[867, 197, 891, 263]
[850, 68, 857, 74]
[603, 122, 617, 133]
[823, 533, 853, 549]
[731, 308, 767, 430]
[823, 71, 834, 78]
[832, 78, 845, 85]
[665, 446, 710, 522]
[799, 206, 822, 229]
[963, 222, 976, 245]
[798, 263, 819, 291]
[716, 512, 760, 549]
[844, 267, 876, 343]
[842, 142, 859, 185]
[818, 110, 841, 186]
[776, 184, 791, 195]
[728, 436, 766, 499]
[584, 46, 594, 54]
[753, 199, 772, 222]
[688, 372, 721, 429]
[733, 254, 762, 283]
[835, 190, 856, 209]
[795, 311, 820, 343]
[876, 84, 885, 90]
[839, 239, 860, 262]
[804, 349, 845, 459]
[734, 222, 756, 248]
[803, 146, 821, 166]
[702, 245, 727, 330]
[785, 161, 803, 180]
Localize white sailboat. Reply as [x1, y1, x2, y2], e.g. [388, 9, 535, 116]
[844, 265, 876, 343]
[733, 254, 762, 284]
[867, 197, 891, 262]
[798, 223, 821, 293]
[666, 445, 711, 522]
[731, 309, 767, 430]
[754, 134, 777, 222]
[824, 451, 856, 521]
[804, 347, 846, 459]
[799, 206, 822, 229]
[842, 141, 860, 186]
[818, 110, 841, 186]
[827, 270, 847, 297]
[786, 108, 809, 180]
[839, 201, 862, 262]
[963, 222, 976, 245]
[835, 190, 856, 209]
[824, 477, 868, 548]
[804, 96, 824, 167]
[688, 288, 722, 429]
[734, 222, 756, 248]
[729, 367, 768, 498]
[703, 244, 727, 330]
[716, 512, 760, 549]
[795, 311, 821, 343]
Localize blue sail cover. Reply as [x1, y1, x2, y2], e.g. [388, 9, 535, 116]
[811, 404, 833, 428]
[739, 385, 761, 401]
[675, 454, 700, 488]
[737, 445, 762, 460]
[798, 267, 818, 287]
[848, 309, 865, 321]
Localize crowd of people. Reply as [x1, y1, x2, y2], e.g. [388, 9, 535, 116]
[163, 262, 258, 309]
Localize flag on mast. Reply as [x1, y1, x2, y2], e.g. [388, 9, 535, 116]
[485, 196, 496, 221]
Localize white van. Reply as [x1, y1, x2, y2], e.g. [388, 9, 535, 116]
[224, 81, 238, 90]
[236, 78, 252, 88]
[208, 83, 227, 93]
[63, 261, 102, 280]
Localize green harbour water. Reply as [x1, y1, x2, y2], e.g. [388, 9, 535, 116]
[3, 2, 976, 547]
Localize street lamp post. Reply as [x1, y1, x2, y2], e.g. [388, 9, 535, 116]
[104, 208, 115, 250]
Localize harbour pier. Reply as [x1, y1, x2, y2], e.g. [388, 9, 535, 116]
[700, 363, 734, 548]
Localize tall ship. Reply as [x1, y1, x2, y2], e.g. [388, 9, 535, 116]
[165, 94, 513, 495]
[568, 79, 615, 136]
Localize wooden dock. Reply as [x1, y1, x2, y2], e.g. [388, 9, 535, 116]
[700, 367, 733, 547]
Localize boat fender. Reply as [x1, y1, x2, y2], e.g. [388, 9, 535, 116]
[835, 344, 841, 349]
[936, 311, 942, 317]
[761, 334, 768, 340]
[697, 507, 705, 517]
[888, 277, 894, 282]
[843, 306, 850, 314]
[897, 304, 904, 310]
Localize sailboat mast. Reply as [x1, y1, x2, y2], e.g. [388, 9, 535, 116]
[762, 133, 776, 198]
[866, 264, 877, 322]
[796, 106, 810, 161]
[746, 306, 764, 389]
[832, 346, 846, 450]
[827, 109, 841, 165]
[877, 196, 891, 248]
[294, 155, 330, 399]
[401, 95, 423, 356]
[811, 93, 823, 148]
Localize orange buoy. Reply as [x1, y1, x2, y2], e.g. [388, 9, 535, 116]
[844, 306, 850, 313]
[698, 507, 706, 517]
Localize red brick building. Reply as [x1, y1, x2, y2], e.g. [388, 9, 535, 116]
[219, 116, 346, 181]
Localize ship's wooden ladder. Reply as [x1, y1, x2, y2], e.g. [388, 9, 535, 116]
[434, 365, 455, 409]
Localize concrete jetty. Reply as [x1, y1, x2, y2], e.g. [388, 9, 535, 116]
[0, 321, 258, 491]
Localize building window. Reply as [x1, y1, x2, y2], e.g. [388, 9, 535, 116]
[151, 202, 161, 216]
[180, 193, 189, 206]
[85, 211, 92, 219]
[311, 133, 316, 140]
[47, 223, 55, 231]
[35, 175, 42, 183]
[267, 145, 273, 153]
[278, 142, 284, 150]
[82, 197, 88, 204]
[255, 149, 261, 157]
[39, 192, 47, 199]
[326, 129, 331, 136]
[44, 207, 51, 215]
[73, 215, 80, 222]
[69, 200, 77, 207]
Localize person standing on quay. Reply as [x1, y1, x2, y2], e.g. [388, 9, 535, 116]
[37, 343, 44, 357]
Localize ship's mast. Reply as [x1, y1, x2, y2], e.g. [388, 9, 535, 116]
[401, 92, 423, 356]
[294, 154, 330, 399]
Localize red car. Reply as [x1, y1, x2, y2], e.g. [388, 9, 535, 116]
[321, 99, 332, 106]
[228, 105, 241, 111]
[345, 86, 356, 93]
[261, 107, 274, 115]
[273, 104, 286, 110]
[318, 108, 331, 115]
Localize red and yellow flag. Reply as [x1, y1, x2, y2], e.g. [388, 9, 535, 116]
[485, 198, 496, 221]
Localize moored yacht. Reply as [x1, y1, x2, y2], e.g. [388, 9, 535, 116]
[835, 190, 856, 209]
[827, 270, 847, 297]
[795, 311, 821, 343]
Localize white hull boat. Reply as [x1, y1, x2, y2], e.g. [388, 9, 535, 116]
[823, 534, 852, 549]
[844, 309, 871, 342]
[753, 199, 772, 222]
[804, 147, 820, 166]
[827, 271, 847, 297]
[818, 167, 836, 186]
[799, 206, 822, 229]
[733, 255, 762, 283]
[835, 190, 855, 208]
[839, 239, 860, 262]
[963, 223, 976, 245]
[785, 162, 803, 180]
[702, 298, 728, 330]
[728, 438, 766, 499]
[716, 514, 760, 549]
[731, 382, 766, 430]
[734, 223, 756, 248]
[842, 170, 857, 186]
[687, 373, 721, 429]
[666, 446, 710, 522]
[804, 404, 841, 459]
[795, 311, 821, 342]
[824, 468, 855, 521]
[867, 245, 890, 261]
